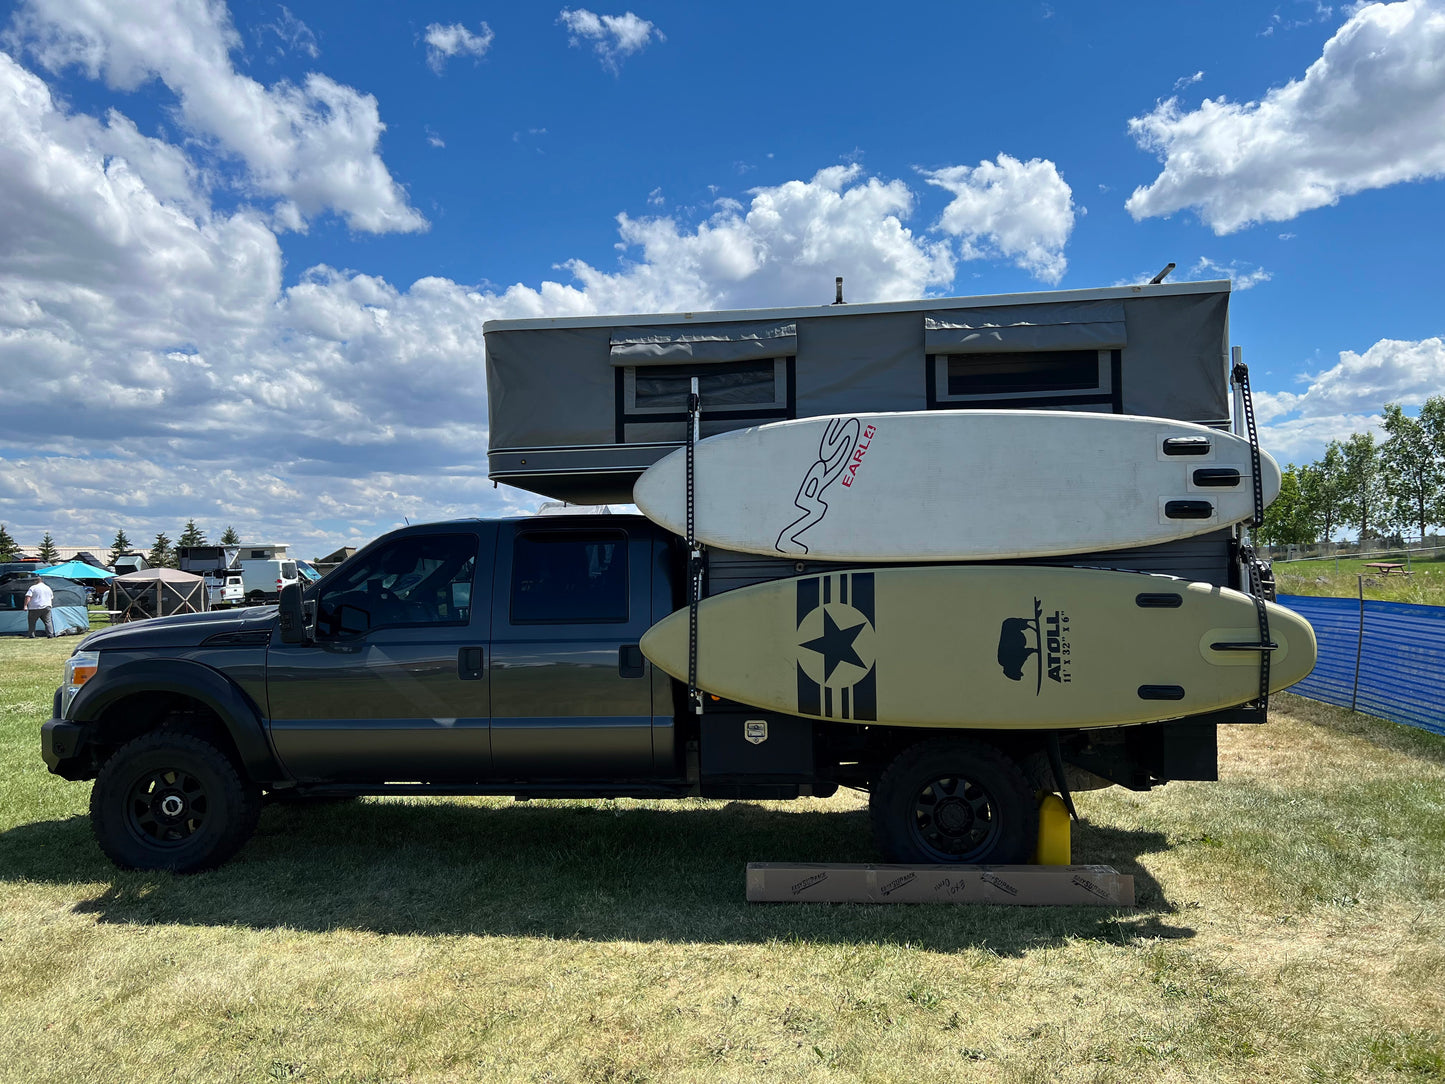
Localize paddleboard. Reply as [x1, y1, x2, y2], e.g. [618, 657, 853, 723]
[632, 410, 1281, 562]
[639, 566, 1315, 731]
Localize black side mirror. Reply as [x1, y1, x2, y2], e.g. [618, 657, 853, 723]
[278, 582, 308, 644]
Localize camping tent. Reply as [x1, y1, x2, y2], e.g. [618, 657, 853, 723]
[0, 576, 90, 636]
[111, 567, 207, 621]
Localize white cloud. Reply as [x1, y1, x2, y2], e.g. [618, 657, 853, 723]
[557, 8, 663, 73]
[557, 165, 955, 313]
[920, 154, 1076, 284]
[8, 0, 426, 233]
[1258, 337, 1445, 420]
[1128, 0, 1445, 234]
[0, 44, 958, 547]
[423, 21, 494, 74]
[1255, 336, 1445, 462]
[425, 125, 445, 149]
[256, 5, 318, 59]
[1190, 257, 1272, 290]
[1173, 70, 1204, 90]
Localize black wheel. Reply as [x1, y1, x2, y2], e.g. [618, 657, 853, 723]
[90, 731, 261, 873]
[870, 739, 1038, 864]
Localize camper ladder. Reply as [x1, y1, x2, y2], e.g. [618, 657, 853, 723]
[1231, 350, 1273, 710]
[686, 379, 704, 715]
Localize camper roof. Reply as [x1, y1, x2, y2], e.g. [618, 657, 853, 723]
[482, 279, 1230, 333]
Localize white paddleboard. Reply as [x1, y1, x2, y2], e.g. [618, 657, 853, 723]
[632, 410, 1280, 562]
[640, 566, 1316, 731]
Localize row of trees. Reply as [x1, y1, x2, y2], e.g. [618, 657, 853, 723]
[108, 521, 244, 569]
[1258, 396, 1445, 548]
[0, 521, 244, 568]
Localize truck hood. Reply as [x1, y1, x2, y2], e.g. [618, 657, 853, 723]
[79, 606, 277, 651]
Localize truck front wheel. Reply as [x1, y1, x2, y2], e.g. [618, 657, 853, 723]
[90, 731, 261, 873]
[870, 738, 1038, 864]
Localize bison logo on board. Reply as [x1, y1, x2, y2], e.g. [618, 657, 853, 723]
[997, 598, 1072, 692]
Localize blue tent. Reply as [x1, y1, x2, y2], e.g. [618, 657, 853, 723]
[30, 560, 115, 580]
[0, 575, 90, 636]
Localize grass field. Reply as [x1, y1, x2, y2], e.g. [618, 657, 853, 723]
[2, 635, 1444, 1083]
[1273, 550, 1445, 607]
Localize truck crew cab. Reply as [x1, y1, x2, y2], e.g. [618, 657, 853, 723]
[43, 513, 1222, 873]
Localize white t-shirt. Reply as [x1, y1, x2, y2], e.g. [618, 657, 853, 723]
[24, 581, 54, 609]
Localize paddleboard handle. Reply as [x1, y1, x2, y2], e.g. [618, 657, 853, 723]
[1162, 436, 1211, 456]
[1209, 641, 1279, 652]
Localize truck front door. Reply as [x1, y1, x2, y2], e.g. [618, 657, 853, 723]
[265, 526, 495, 782]
[489, 523, 655, 778]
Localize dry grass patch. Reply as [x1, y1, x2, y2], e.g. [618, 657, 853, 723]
[2, 637, 1443, 1082]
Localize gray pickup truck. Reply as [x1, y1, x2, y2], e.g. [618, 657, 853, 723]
[42, 513, 1224, 873]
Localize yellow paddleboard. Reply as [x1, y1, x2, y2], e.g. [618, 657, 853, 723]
[640, 566, 1316, 730]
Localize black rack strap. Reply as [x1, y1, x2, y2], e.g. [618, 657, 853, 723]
[686, 379, 704, 715]
[1232, 355, 1271, 710]
[1232, 357, 1265, 530]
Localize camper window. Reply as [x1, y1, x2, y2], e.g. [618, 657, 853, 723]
[623, 358, 787, 416]
[930, 349, 1115, 408]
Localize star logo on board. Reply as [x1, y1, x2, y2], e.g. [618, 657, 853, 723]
[800, 607, 867, 681]
[794, 572, 877, 721]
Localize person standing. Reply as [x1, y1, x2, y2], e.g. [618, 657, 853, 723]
[24, 578, 55, 638]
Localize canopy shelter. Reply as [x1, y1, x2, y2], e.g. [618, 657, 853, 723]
[111, 567, 207, 622]
[31, 560, 116, 581]
[0, 575, 90, 636]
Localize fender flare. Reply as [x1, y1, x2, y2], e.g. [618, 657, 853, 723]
[70, 658, 284, 780]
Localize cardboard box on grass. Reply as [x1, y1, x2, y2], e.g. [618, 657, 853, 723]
[746, 863, 1134, 906]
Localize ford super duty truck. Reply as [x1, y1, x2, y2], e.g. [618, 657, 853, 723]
[42, 513, 1226, 873]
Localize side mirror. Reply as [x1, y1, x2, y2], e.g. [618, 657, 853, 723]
[278, 582, 308, 644]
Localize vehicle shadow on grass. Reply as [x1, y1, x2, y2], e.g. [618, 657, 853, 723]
[1, 801, 1192, 954]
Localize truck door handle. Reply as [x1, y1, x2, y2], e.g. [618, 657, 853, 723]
[458, 646, 486, 680]
[619, 644, 645, 678]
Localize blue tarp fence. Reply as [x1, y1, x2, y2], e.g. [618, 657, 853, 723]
[1278, 594, 1445, 735]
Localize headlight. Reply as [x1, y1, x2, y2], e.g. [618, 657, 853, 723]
[60, 651, 100, 718]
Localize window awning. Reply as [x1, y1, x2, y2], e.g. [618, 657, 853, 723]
[609, 321, 797, 366]
[925, 300, 1125, 354]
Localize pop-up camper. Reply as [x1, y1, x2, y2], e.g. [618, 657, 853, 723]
[484, 281, 1231, 505]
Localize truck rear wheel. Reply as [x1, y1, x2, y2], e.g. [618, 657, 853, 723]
[870, 738, 1038, 864]
[90, 731, 261, 873]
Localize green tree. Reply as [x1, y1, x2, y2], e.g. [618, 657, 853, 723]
[1381, 402, 1444, 543]
[1257, 466, 1317, 548]
[1341, 432, 1387, 547]
[178, 519, 207, 548]
[37, 532, 59, 564]
[108, 529, 132, 566]
[148, 532, 175, 569]
[1300, 440, 1347, 543]
[220, 525, 241, 545]
[0, 523, 18, 561]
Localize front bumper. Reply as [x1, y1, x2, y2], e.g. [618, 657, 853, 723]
[41, 718, 88, 775]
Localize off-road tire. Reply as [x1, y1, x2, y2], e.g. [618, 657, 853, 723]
[870, 738, 1038, 864]
[90, 731, 261, 873]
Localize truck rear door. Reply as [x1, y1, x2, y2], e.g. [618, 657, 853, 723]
[488, 521, 655, 778]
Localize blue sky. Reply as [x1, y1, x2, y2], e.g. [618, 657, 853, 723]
[1, 0, 1443, 554]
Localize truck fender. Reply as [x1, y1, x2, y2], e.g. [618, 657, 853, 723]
[69, 658, 283, 780]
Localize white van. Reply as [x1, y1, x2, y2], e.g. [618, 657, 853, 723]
[239, 558, 299, 602]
